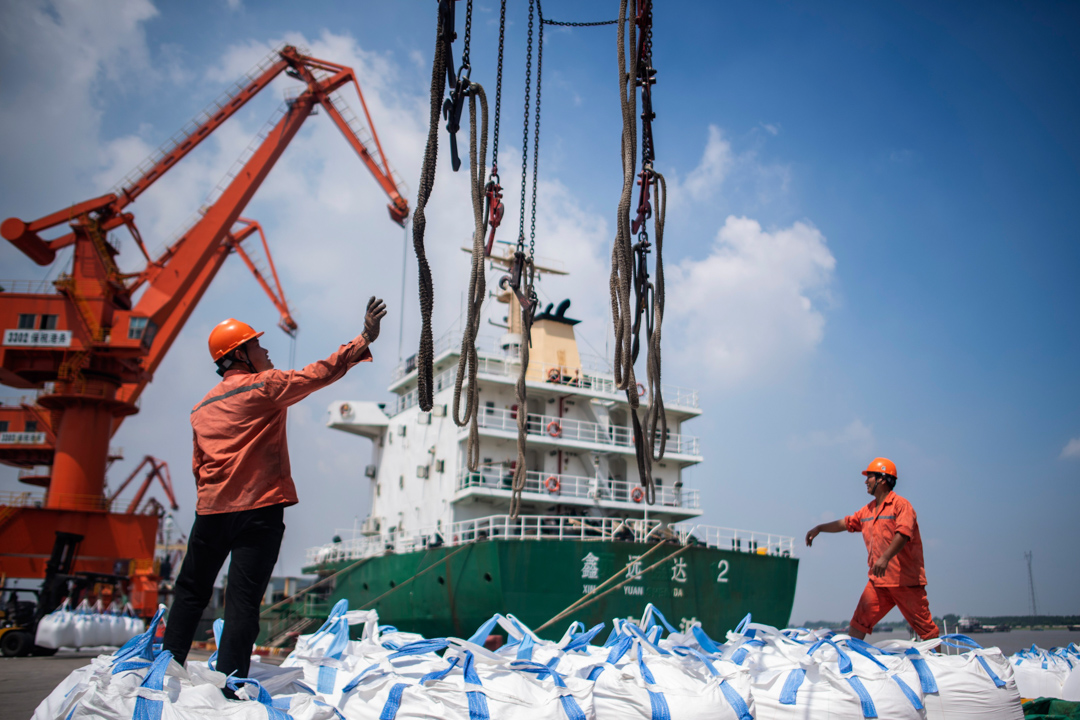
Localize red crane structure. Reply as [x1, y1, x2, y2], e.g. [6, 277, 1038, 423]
[0, 45, 409, 615]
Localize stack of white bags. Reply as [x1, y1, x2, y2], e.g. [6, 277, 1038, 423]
[1011, 643, 1080, 701]
[35, 598, 1063, 719]
[34, 599, 146, 651]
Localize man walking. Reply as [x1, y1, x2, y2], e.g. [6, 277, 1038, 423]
[163, 297, 387, 683]
[805, 457, 939, 640]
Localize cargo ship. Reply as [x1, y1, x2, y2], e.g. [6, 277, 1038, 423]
[297, 247, 798, 640]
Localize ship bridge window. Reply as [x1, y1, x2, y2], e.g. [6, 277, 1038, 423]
[39, 314, 58, 330]
[25, 421, 37, 433]
[0, 421, 8, 432]
[17, 314, 35, 329]
[485, 401, 494, 415]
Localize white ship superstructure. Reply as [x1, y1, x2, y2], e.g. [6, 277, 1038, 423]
[326, 298, 705, 543]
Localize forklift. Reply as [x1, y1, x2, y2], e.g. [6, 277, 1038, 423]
[0, 531, 132, 657]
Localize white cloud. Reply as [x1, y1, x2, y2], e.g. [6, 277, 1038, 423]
[760, 122, 781, 136]
[668, 124, 792, 213]
[1061, 437, 1080, 459]
[0, 0, 158, 229]
[666, 215, 836, 386]
[790, 419, 875, 455]
[225, 0, 242, 10]
[680, 125, 734, 202]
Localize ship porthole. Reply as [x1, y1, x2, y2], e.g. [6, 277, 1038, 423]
[483, 573, 492, 582]
[437, 576, 445, 585]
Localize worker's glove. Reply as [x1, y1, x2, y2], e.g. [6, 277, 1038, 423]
[362, 296, 387, 344]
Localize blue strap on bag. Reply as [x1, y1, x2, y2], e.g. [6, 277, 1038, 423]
[563, 622, 605, 652]
[804, 639, 880, 718]
[113, 606, 166, 669]
[940, 634, 1006, 687]
[641, 603, 678, 637]
[676, 647, 752, 720]
[462, 650, 491, 720]
[838, 639, 923, 709]
[207, 618, 225, 669]
[226, 677, 294, 720]
[691, 625, 722, 654]
[379, 656, 461, 720]
[845, 676, 879, 719]
[903, 648, 939, 693]
[132, 650, 173, 720]
[513, 661, 587, 720]
[729, 638, 765, 666]
[779, 668, 806, 705]
[636, 651, 672, 720]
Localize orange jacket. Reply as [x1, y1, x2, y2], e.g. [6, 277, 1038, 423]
[190, 336, 372, 514]
[845, 490, 927, 587]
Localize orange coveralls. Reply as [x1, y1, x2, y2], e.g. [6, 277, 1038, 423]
[844, 490, 938, 639]
[190, 336, 372, 514]
[163, 336, 371, 680]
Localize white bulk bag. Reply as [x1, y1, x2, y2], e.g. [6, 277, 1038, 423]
[877, 634, 1023, 720]
[749, 637, 925, 720]
[446, 639, 597, 720]
[337, 640, 478, 720]
[1012, 646, 1070, 700]
[1061, 644, 1080, 701]
[35, 599, 78, 650]
[588, 628, 753, 720]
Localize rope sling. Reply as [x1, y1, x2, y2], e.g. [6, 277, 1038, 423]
[452, 0, 491, 473]
[612, 0, 667, 504]
[508, 0, 543, 519]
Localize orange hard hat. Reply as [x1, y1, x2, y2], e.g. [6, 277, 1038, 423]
[862, 457, 897, 479]
[208, 318, 263, 362]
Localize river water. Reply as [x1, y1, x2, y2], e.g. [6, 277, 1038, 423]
[858, 628, 1080, 655]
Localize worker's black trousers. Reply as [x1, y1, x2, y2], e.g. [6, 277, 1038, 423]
[162, 504, 285, 681]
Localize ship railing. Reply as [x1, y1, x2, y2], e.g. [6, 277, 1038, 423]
[671, 522, 795, 557]
[390, 330, 699, 411]
[304, 514, 665, 566]
[456, 469, 701, 509]
[476, 407, 701, 457]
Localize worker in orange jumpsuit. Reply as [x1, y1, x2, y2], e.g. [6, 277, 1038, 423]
[163, 297, 387, 685]
[804, 457, 939, 640]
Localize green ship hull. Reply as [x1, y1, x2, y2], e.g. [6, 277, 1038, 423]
[301, 539, 798, 640]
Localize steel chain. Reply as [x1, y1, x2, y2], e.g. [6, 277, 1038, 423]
[529, 0, 544, 261]
[461, 0, 474, 68]
[543, 18, 618, 26]
[517, 0, 535, 255]
[491, 0, 506, 167]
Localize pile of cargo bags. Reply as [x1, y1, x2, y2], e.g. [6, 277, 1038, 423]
[31, 600, 1080, 719]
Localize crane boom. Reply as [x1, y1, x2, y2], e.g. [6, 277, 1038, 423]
[0, 46, 410, 599]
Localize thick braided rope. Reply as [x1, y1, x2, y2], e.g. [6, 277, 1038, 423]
[452, 83, 489, 472]
[611, 0, 638, 401]
[508, 264, 536, 519]
[411, 12, 449, 412]
[646, 172, 667, 461]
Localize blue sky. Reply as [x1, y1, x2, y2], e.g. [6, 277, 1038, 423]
[1, 0, 1077, 624]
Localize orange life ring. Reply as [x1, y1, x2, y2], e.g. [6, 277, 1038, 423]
[547, 367, 561, 383]
[636, 383, 646, 400]
[547, 420, 562, 438]
[631, 487, 645, 503]
[545, 476, 560, 493]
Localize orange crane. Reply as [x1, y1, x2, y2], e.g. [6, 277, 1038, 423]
[0, 45, 409, 615]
